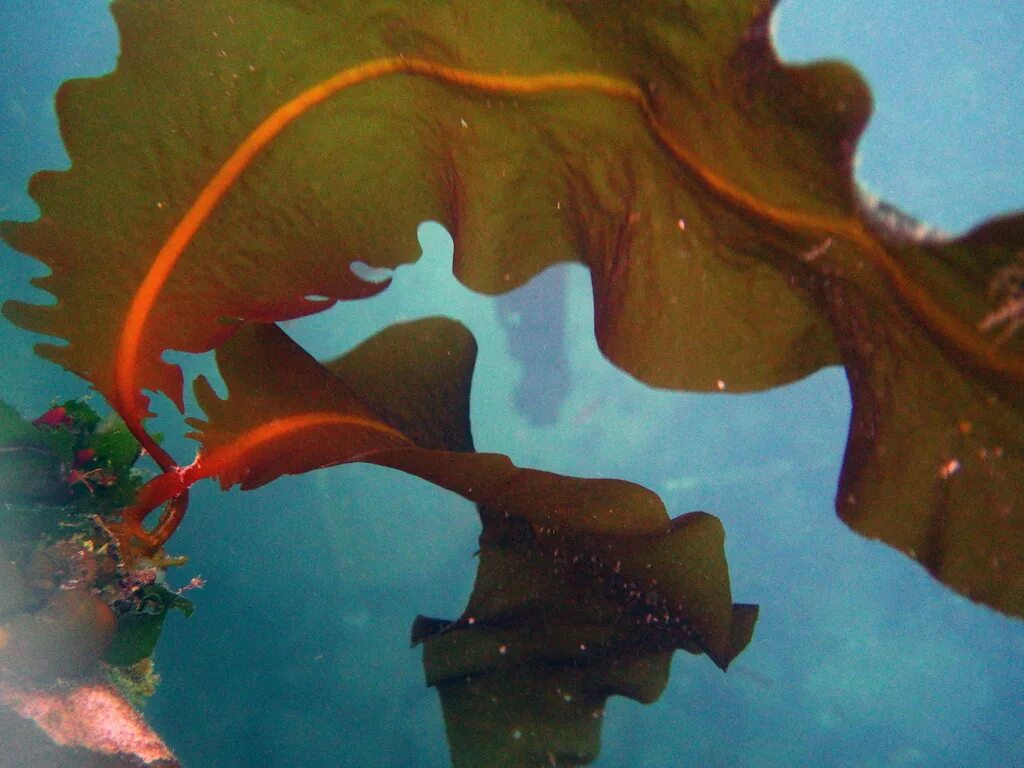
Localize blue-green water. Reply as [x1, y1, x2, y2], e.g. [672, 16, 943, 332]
[1, 2, 1021, 766]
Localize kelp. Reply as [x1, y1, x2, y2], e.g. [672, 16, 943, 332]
[0, 0, 1020, 613]
[187, 317, 755, 765]
[2, 315, 753, 763]
[414, 509, 756, 766]
[164, 318, 752, 660]
[3, 0, 863, 441]
[829, 230, 1024, 613]
[1, 0, 1021, 614]
[1, 3, 1020, 765]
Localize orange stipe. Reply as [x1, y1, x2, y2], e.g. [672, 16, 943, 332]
[196, 412, 412, 477]
[114, 410, 413, 555]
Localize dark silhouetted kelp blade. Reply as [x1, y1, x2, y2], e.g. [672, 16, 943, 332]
[432, 662, 660, 768]
[414, 508, 757, 766]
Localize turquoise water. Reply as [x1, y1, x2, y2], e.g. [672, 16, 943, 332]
[1, 2, 1021, 766]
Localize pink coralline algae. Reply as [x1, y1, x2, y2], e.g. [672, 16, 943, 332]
[0, 680, 179, 766]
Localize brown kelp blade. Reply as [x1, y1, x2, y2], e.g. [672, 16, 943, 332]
[2, 0, 861, 421]
[415, 511, 758, 672]
[826, 214, 1024, 615]
[184, 319, 751, 655]
[4, 0, 1020, 616]
[411, 507, 758, 767]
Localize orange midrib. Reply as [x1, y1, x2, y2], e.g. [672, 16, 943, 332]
[194, 411, 413, 480]
[123, 411, 410, 523]
[113, 55, 1024, 444]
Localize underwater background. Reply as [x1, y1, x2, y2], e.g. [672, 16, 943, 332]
[1, 1, 1021, 766]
